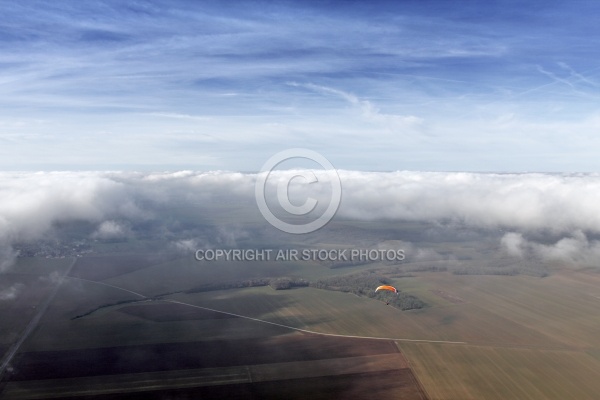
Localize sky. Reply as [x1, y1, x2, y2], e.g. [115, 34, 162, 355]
[1, 0, 600, 172]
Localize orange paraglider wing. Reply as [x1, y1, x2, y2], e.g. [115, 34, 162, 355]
[375, 285, 398, 294]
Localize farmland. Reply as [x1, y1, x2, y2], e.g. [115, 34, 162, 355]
[2, 244, 600, 399]
[400, 343, 600, 400]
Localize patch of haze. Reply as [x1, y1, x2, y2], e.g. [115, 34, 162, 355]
[39, 271, 63, 285]
[375, 240, 448, 263]
[0, 283, 24, 301]
[0, 242, 18, 272]
[501, 231, 600, 267]
[173, 239, 199, 253]
[171, 225, 251, 254]
[91, 220, 132, 240]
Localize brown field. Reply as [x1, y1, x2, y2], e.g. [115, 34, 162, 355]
[430, 289, 466, 304]
[4, 327, 425, 399]
[400, 342, 600, 400]
[3, 369, 425, 400]
[247, 369, 426, 400]
[10, 333, 399, 381]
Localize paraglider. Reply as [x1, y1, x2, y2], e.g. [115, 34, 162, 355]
[375, 285, 398, 294]
[375, 285, 398, 305]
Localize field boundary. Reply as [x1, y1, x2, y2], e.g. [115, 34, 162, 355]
[165, 299, 468, 345]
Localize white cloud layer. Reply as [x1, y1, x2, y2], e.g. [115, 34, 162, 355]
[1, 171, 600, 270]
[336, 171, 600, 233]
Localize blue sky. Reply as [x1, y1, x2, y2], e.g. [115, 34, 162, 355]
[1, 0, 600, 172]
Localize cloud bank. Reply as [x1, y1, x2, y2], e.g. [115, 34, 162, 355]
[336, 171, 600, 233]
[1, 170, 599, 270]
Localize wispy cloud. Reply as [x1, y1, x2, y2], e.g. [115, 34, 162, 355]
[288, 82, 424, 131]
[557, 62, 599, 87]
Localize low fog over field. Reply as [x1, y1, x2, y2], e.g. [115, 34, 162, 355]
[2, 170, 600, 275]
